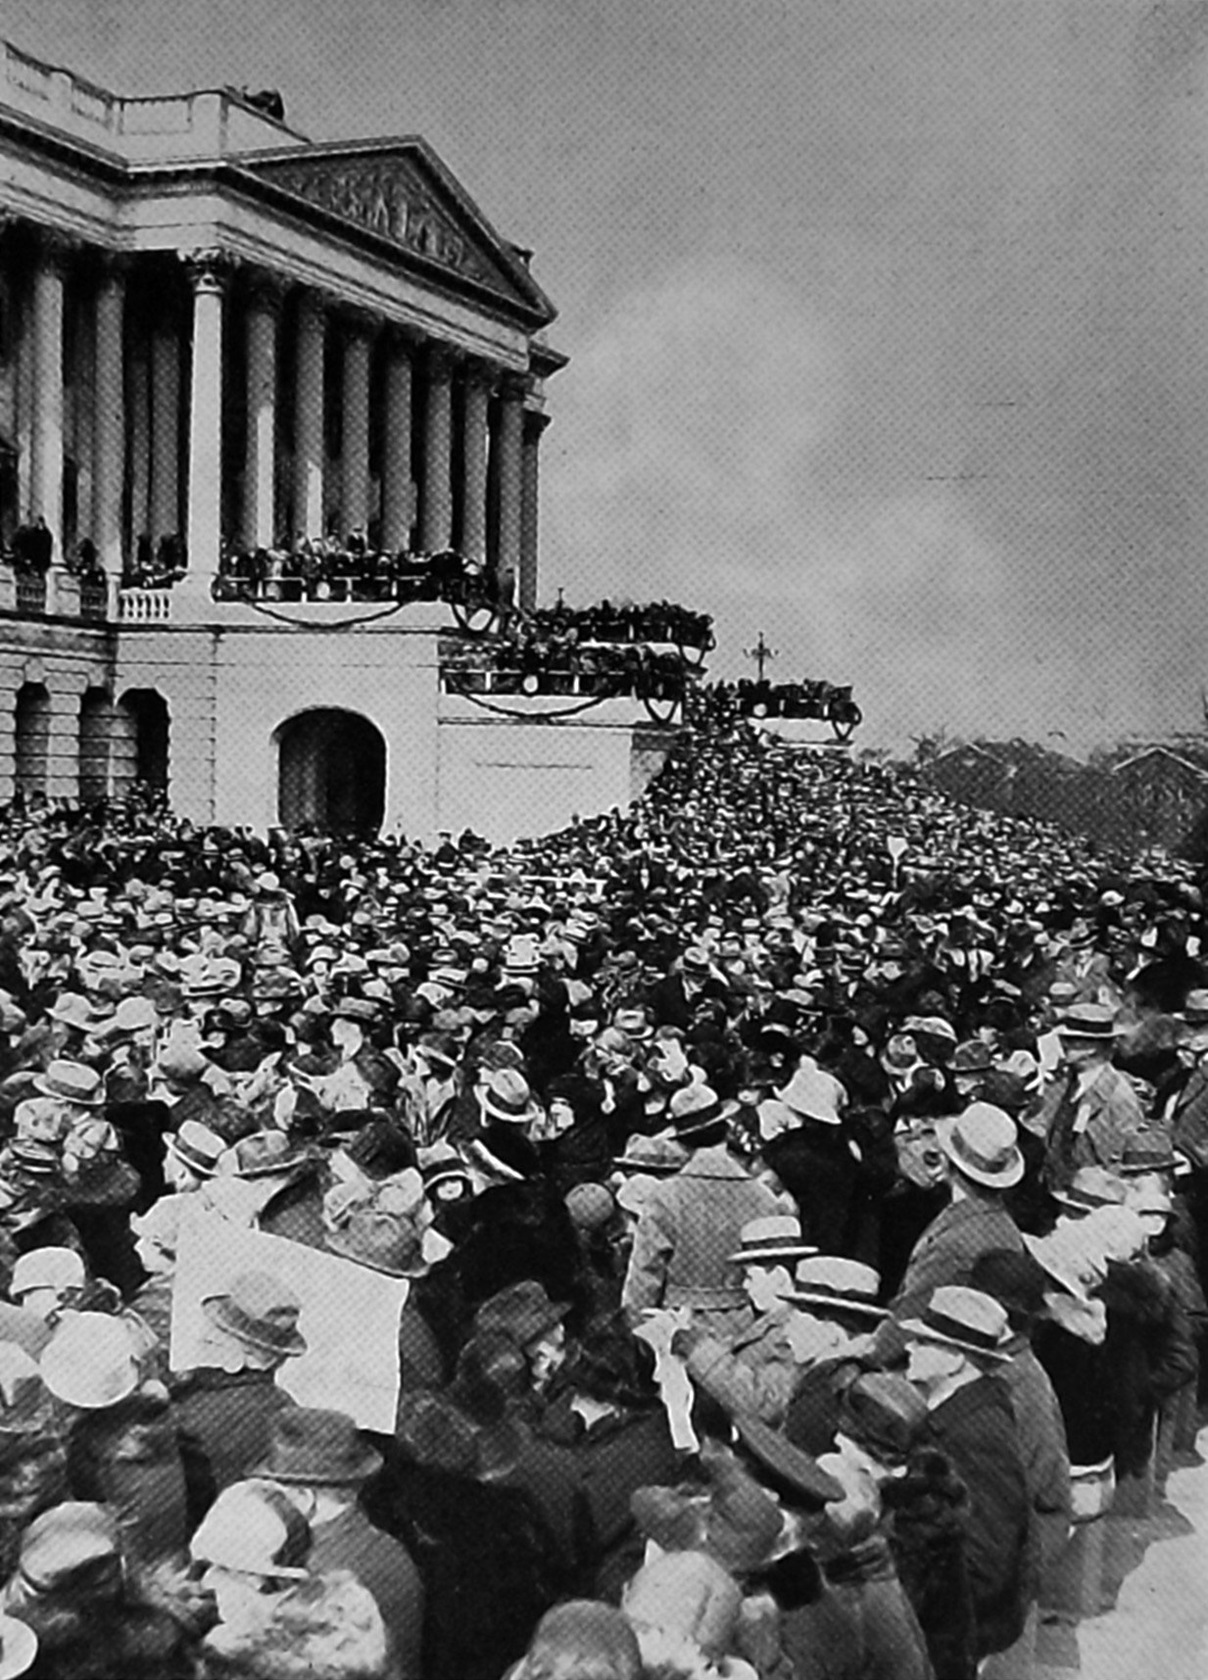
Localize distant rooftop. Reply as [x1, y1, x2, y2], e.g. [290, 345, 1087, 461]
[0, 37, 309, 163]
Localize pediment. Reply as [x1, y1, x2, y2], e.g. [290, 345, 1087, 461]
[235, 139, 554, 325]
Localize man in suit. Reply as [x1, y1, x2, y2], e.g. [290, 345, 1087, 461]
[1034, 1003, 1146, 1194]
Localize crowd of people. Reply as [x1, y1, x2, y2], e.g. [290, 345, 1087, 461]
[0, 716, 1199, 1678]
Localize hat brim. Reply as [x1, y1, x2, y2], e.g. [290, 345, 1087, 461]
[898, 1316, 1010, 1362]
[32, 1079, 104, 1106]
[323, 1230, 430, 1278]
[786, 1289, 886, 1320]
[1022, 1234, 1095, 1301]
[253, 1444, 383, 1486]
[613, 1155, 684, 1175]
[935, 1124, 1024, 1189]
[164, 1139, 221, 1178]
[201, 1295, 308, 1357]
[729, 1244, 820, 1265]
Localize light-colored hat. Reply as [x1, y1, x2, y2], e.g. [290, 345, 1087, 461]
[775, 1063, 843, 1125]
[935, 1103, 1024, 1189]
[1051, 1164, 1128, 1215]
[899, 1285, 1012, 1362]
[165, 1119, 227, 1179]
[669, 1082, 736, 1138]
[202, 1271, 308, 1359]
[478, 1068, 541, 1126]
[1057, 1003, 1122, 1042]
[729, 1215, 818, 1266]
[34, 1061, 104, 1108]
[39, 1312, 140, 1409]
[0, 1617, 35, 1680]
[189, 1480, 310, 1578]
[788, 1256, 885, 1319]
[1023, 1227, 1104, 1303]
[46, 993, 109, 1032]
[16, 1501, 119, 1594]
[10, 1247, 85, 1301]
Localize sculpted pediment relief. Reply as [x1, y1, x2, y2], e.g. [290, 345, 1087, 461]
[240, 143, 552, 322]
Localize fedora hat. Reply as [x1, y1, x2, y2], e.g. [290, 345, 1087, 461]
[1050, 1163, 1127, 1215]
[774, 1064, 843, 1125]
[478, 1068, 541, 1127]
[474, 1280, 569, 1350]
[899, 1285, 1012, 1362]
[1179, 988, 1208, 1026]
[787, 1256, 885, 1319]
[935, 1103, 1023, 1189]
[728, 1215, 818, 1267]
[46, 994, 110, 1032]
[218, 1130, 312, 1179]
[254, 1405, 381, 1485]
[202, 1270, 308, 1359]
[34, 1061, 104, 1107]
[735, 1415, 844, 1509]
[669, 1082, 736, 1139]
[1118, 1128, 1177, 1177]
[324, 1205, 430, 1277]
[613, 1133, 690, 1175]
[837, 1372, 928, 1466]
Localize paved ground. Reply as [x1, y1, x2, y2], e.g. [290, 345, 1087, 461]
[1031, 1432, 1208, 1680]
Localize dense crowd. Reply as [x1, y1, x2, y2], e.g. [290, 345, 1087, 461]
[0, 718, 1200, 1678]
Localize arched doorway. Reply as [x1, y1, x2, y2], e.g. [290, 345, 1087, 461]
[14, 683, 50, 798]
[79, 688, 114, 806]
[276, 709, 386, 834]
[117, 689, 170, 794]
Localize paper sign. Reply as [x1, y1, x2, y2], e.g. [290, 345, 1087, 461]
[170, 1202, 409, 1433]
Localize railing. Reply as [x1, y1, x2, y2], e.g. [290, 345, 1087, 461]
[78, 581, 109, 622]
[118, 588, 174, 624]
[14, 574, 47, 615]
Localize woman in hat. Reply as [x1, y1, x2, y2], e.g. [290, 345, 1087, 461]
[190, 1478, 398, 1680]
[3, 1501, 194, 1679]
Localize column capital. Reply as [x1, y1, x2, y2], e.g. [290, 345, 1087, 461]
[334, 303, 379, 343]
[245, 269, 288, 316]
[464, 356, 502, 394]
[35, 228, 80, 276]
[95, 249, 134, 286]
[383, 321, 421, 357]
[523, 408, 552, 440]
[499, 370, 531, 404]
[183, 248, 235, 294]
[424, 342, 457, 382]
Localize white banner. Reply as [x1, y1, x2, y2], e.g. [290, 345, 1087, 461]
[170, 1202, 409, 1434]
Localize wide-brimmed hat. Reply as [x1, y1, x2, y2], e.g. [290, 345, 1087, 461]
[34, 1061, 104, 1108]
[478, 1068, 541, 1126]
[1050, 1164, 1128, 1215]
[474, 1280, 569, 1350]
[1117, 1128, 1177, 1177]
[787, 1256, 885, 1319]
[189, 1481, 310, 1579]
[1023, 1227, 1103, 1302]
[38, 1313, 140, 1409]
[165, 1119, 227, 1179]
[774, 1063, 843, 1125]
[217, 1130, 312, 1179]
[202, 1270, 308, 1358]
[324, 1204, 431, 1277]
[729, 1215, 818, 1266]
[935, 1103, 1024, 1189]
[899, 1285, 1012, 1362]
[837, 1372, 928, 1465]
[735, 1415, 845, 1509]
[669, 1082, 736, 1139]
[254, 1405, 382, 1485]
[1057, 1003, 1122, 1042]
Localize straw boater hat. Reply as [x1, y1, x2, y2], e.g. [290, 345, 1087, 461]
[34, 1061, 104, 1108]
[478, 1068, 542, 1127]
[934, 1103, 1024, 1189]
[728, 1215, 818, 1267]
[668, 1082, 737, 1141]
[165, 1119, 227, 1179]
[899, 1285, 1012, 1362]
[787, 1256, 886, 1319]
[1056, 1003, 1122, 1043]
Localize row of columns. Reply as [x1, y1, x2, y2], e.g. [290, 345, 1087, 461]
[13, 228, 549, 604]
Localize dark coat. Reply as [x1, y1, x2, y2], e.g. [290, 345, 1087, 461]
[892, 1192, 1024, 1322]
[883, 1447, 978, 1680]
[920, 1375, 1030, 1659]
[762, 1120, 861, 1254]
[308, 1503, 424, 1680]
[1098, 1256, 1197, 1475]
[171, 1366, 296, 1498]
[363, 1455, 564, 1680]
[536, 1397, 682, 1600]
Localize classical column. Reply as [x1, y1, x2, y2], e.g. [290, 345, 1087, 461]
[245, 276, 281, 549]
[91, 256, 127, 577]
[149, 308, 182, 545]
[495, 372, 526, 598]
[380, 329, 414, 552]
[183, 249, 230, 587]
[419, 344, 454, 554]
[519, 407, 549, 612]
[292, 292, 326, 541]
[30, 235, 70, 555]
[461, 362, 492, 564]
[339, 312, 373, 538]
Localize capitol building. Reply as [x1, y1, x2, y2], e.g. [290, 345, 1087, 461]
[0, 41, 651, 842]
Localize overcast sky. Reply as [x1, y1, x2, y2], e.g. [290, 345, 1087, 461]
[10, 0, 1208, 755]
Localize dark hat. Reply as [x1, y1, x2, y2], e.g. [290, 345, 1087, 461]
[253, 1405, 381, 1485]
[1118, 1128, 1178, 1177]
[474, 1280, 569, 1350]
[837, 1373, 928, 1466]
[735, 1415, 844, 1509]
[969, 1248, 1049, 1324]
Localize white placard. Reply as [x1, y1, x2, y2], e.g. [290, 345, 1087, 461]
[170, 1202, 409, 1434]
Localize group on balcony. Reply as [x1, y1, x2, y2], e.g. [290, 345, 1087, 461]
[210, 534, 501, 610]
